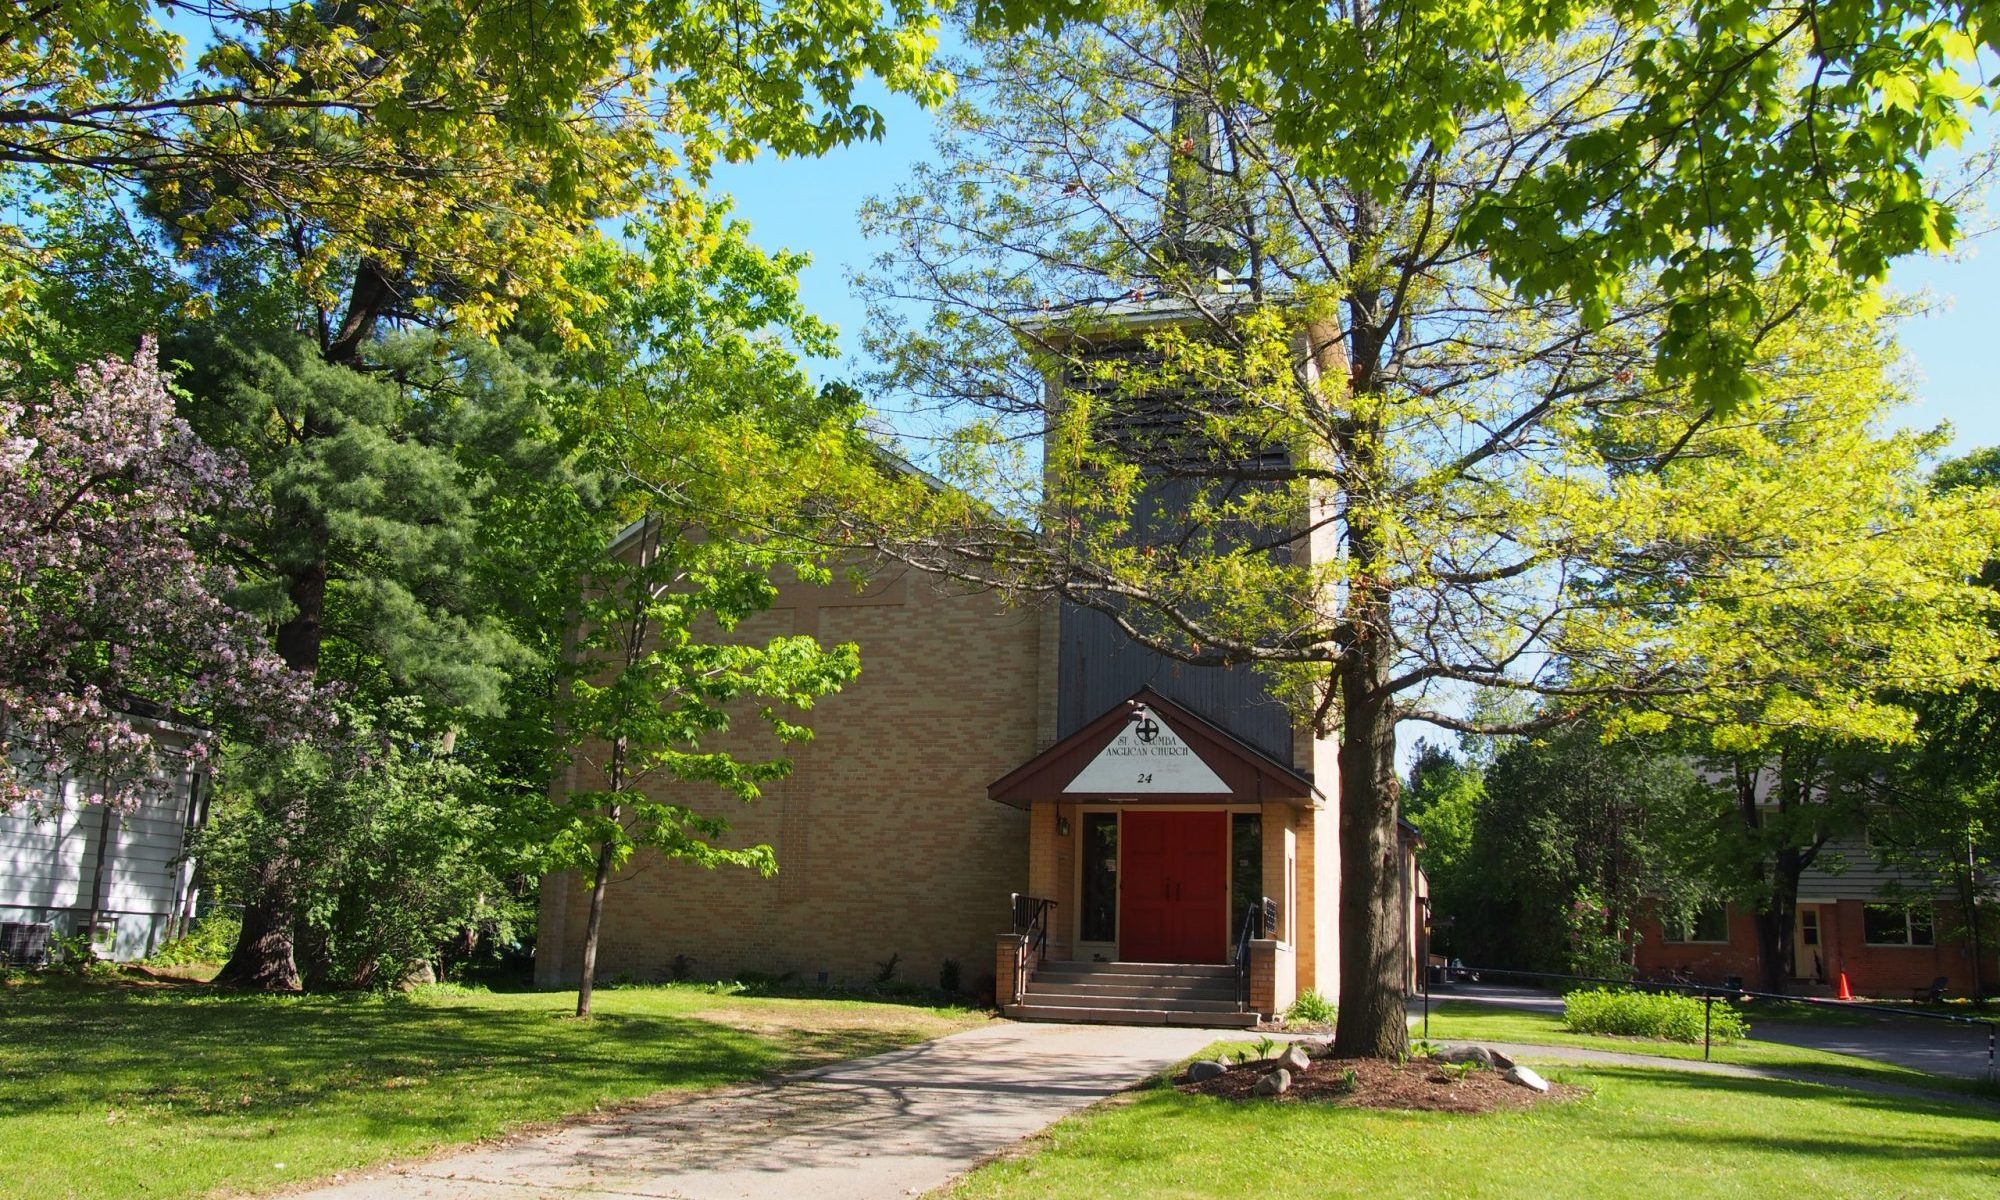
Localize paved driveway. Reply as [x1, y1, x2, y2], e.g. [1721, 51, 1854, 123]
[1437, 982, 1998, 1081]
[1749, 1017, 1996, 1080]
[289, 1020, 1227, 1200]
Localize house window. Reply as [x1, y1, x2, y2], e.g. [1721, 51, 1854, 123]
[1863, 903, 1935, 947]
[1663, 903, 1730, 944]
[1229, 812, 1262, 940]
[1079, 813, 1118, 943]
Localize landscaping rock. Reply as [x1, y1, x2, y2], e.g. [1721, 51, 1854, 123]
[1489, 1048, 1516, 1070]
[1186, 1060, 1229, 1083]
[1276, 1044, 1311, 1073]
[1253, 1068, 1293, 1097]
[1504, 1066, 1550, 1093]
[1434, 1045, 1495, 1067]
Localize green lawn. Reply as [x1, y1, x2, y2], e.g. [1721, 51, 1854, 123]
[0, 973, 984, 1200]
[1414, 999, 1991, 1095]
[940, 1062, 2000, 1200]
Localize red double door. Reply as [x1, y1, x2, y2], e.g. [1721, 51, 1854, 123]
[1119, 810, 1229, 963]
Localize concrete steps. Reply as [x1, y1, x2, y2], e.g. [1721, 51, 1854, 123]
[1024, 981, 1241, 1006]
[1005, 960, 1257, 1028]
[1002, 1003, 1261, 1028]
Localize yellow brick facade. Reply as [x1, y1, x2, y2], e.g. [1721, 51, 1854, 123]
[536, 562, 1040, 993]
[535, 551, 1400, 1018]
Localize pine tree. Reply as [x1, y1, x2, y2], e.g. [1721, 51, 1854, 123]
[176, 322, 593, 989]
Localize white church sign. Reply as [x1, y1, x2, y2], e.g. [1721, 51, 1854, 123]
[1064, 707, 1229, 794]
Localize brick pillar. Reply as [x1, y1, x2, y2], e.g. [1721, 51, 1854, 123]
[996, 933, 1027, 1009]
[1027, 802, 1073, 960]
[1249, 938, 1295, 1018]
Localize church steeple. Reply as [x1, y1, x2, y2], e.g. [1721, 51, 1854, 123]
[1158, 20, 1241, 282]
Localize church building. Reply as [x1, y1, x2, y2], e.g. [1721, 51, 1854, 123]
[534, 299, 1428, 1025]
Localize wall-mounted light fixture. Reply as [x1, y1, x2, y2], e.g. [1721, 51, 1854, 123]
[1056, 805, 1071, 837]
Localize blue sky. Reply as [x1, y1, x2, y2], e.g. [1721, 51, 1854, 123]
[713, 87, 2000, 458]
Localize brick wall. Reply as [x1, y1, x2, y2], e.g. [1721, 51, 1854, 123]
[1249, 938, 1295, 1016]
[994, 933, 1025, 1005]
[1633, 905, 1763, 984]
[1027, 800, 1070, 960]
[536, 562, 1040, 993]
[1820, 900, 1996, 998]
[1633, 901, 1998, 998]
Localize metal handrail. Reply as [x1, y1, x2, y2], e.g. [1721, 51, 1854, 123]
[1009, 893, 1055, 1005]
[1234, 896, 1276, 1012]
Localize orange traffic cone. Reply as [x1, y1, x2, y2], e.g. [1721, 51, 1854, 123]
[1837, 972, 1853, 1000]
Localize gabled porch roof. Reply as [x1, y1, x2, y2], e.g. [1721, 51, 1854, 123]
[988, 686, 1319, 809]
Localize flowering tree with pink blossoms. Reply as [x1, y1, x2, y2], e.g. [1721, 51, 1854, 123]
[0, 340, 316, 816]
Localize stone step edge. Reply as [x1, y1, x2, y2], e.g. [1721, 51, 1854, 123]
[1020, 991, 1244, 1013]
[1003, 1003, 1260, 1028]
[1032, 961, 1237, 977]
[1025, 981, 1240, 1000]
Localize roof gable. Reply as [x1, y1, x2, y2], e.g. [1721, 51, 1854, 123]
[989, 687, 1316, 808]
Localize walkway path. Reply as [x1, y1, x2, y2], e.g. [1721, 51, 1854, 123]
[289, 1021, 1221, 1200]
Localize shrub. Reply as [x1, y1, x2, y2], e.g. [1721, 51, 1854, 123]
[1286, 988, 1337, 1025]
[1563, 987, 1749, 1043]
[49, 931, 103, 974]
[144, 909, 243, 967]
[199, 703, 531, 990]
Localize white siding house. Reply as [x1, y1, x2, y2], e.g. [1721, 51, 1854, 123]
[1, 745, 210, 961]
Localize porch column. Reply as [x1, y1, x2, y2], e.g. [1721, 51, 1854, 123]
[1249, 937, 1294, 1018]
[1027, 801, 1073, 959]
[995, 932, 1027, 1007]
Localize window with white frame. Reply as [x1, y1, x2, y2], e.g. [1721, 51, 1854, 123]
[1862, 903, 1935, 946]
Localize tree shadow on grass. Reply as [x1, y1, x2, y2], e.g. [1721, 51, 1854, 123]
[1562, 1068, 2000, 1171]
[0, 977, 925, 1136]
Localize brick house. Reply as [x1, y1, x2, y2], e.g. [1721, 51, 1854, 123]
[534, 305, 1428, 1024]
[1632, 832, 1997, 999]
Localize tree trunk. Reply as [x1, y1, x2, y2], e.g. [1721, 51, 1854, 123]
[273, 559, 327, 673]
[1328, 325, 1405, 1056]
[574, 824, 618, 1019]
[216, 266, 384, 991]
[214, 562, 326, 990]
[81, 801, 114, 959]
[1331, 663, 1409, 1057]
[324, 259, 395, 368]
[1754, 850, 1807, 993]
[1312, 291, 1408, 1059]
[213, 856, 302, 990]
[1961, 852, 1988, 1000]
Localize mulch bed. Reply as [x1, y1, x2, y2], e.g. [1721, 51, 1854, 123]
[1177, 1050, 1583, 1114]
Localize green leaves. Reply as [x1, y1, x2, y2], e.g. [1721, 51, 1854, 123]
[534, 204, 872, 893]
[1, 0, 955, 345]
[962, 0, 1992, 414]
[551, 518, 860, 881]
[1574, 303, 2000, 754]
[859, 2, 2000, 766]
